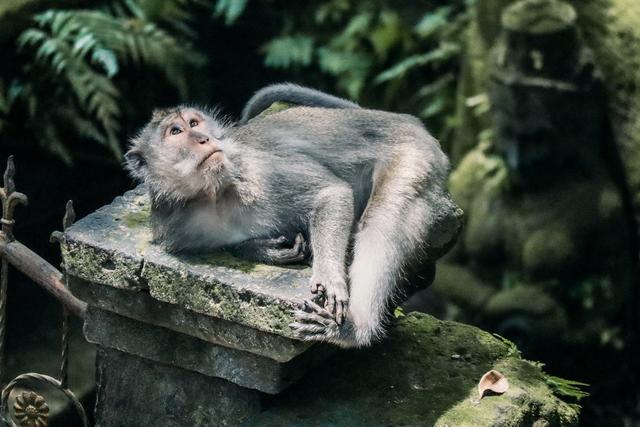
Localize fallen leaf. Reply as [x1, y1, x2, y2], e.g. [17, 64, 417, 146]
[477, 370, 509, 400]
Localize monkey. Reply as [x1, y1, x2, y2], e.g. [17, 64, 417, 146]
[125, 96, 461, 348]
[239, 82, 360, 124]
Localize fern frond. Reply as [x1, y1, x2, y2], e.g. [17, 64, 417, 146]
[262, 35, 314, 68]
[214, 0, 249, 26]
[18, 16, 123, 156]
[414, 6, 452, 39]
[374, 42, 459, 84]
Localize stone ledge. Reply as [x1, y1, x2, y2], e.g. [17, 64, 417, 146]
[243, 312, 580, 427]
[84, 307, 332, 394]
[69, 278, 309, 363]
[62, 186, 315, 339]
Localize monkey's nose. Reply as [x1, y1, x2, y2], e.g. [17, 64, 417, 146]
[199, 137, 209, 145]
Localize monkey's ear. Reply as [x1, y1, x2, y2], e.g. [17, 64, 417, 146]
[151, 108, 170, 123]
[124, 148, 148, 181]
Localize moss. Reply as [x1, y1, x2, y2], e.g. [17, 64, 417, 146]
[502, 0, 576, 34]
[244, 312, 579, 426]
[449, 143, 508, 212]
[62, 240, 147, 290]
[565, 0, 640, 209]
[193, 251, 306, 274]
[143, 262, 299, 338]
[254, 101, 296, 120]
[485, 285, 558, 317]
[522, 229, 576, 277]
[122, 208, 150, 229]
[432, 262, 495, 312]
[484, 285, 568, 337]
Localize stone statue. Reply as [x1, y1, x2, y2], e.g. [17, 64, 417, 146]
[430, 0, 634, 350]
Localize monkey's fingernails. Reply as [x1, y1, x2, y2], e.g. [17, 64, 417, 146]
[325, 295, 336, 316]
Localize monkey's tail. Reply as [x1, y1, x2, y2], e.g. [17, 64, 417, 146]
[239, 83, 360, 124]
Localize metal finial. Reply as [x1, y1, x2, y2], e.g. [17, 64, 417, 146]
[0, 156, 28, 242]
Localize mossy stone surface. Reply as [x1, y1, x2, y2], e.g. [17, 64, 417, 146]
[62, 186, 314, 340]
[243, 312, 579, 427]
[577, 0, 640, 211]
[452, 0, 640, 210]
[502, 0, 576, 34]
[448, 145, 628, 281]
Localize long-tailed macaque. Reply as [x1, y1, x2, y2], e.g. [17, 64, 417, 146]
[124, 86, 461, 348]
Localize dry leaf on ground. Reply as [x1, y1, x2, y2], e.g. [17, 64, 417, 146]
[477, 370, 509, 400]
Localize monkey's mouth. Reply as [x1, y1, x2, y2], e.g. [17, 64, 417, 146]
[198, 150, 223, 167]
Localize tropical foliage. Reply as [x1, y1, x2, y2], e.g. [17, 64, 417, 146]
[0, 0, 204, 163]
[0, 0, 472, 163]
[258, 0, 473, 143]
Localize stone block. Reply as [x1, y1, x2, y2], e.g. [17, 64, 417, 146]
[84, 306, 331, 394]
[94, 347, 260, 427]
[69, 278, 309, 363]
[242, 312, 580, 427]
[62, 186, 315, 339]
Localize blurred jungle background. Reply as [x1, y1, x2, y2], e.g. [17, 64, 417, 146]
[0, 0, 638, 425]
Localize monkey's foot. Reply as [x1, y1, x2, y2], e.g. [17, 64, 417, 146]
[290, 300, 340, 342]
[231, 233, 310, 265]
[309, 275, 349, 324]
[268, 233, 309, 264]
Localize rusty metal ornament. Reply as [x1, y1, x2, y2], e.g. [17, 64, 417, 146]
[0, 157, 88, 427]
[13, 391, 49, 427]
[0, 155, 28, 242]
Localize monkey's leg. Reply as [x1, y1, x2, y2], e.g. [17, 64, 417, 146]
[294, 148, 452, 347]
[308, 183, 354, 324]
[229, 233, 310, 265]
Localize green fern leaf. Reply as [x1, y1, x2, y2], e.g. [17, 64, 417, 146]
[414, 6, 452, 39]
[374, 42, 460, 84]
[262, 35, 314, 68]
[214, 0, 249, 25]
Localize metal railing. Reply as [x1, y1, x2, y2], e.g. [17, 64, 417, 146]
[0, 156, 89, 427]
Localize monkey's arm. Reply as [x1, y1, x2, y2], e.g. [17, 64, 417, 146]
[229, 234, 310, 265]
[308, 182, 354, 324]
[240, 83, 360, 124]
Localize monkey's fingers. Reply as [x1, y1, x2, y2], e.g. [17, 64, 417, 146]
[335, 300, 348, 325]
[291, 306, 339, 342]
[293, 234, 310, 259]
[302, 299, 334, 319]
[293, 311, 335, 327]
[310, 282, 325, 294]
[289, 322, 327, 335]
[325, 294, 337, 318]
[272, 236, 289, 247]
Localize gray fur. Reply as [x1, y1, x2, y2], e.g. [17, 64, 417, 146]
[126, 100, 460, 348]
[239, 83, 360, 124]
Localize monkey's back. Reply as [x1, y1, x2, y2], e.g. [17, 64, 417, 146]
[230, 107, 444, 174]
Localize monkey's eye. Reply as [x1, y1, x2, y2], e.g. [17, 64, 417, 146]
[189, 119, 199, 128]
[170, 126, 182, 136]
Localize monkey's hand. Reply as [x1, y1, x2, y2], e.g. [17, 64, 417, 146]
[290, 300, 340, 342]
[230, 233, 310, 265]
[309, 274, 349, 324]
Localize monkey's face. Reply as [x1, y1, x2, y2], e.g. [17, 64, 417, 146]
[126, 107, 233, 202]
